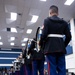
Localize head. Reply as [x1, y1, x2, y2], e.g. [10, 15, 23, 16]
[49, 5, 58, 17]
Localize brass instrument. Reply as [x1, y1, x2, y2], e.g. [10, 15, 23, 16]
[26, 40, 31, 59]
[36, 27, 42, 52]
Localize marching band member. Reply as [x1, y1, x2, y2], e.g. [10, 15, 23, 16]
[39, 5, 71, 75]
[28, 27, 45, 75]
[22, 40, 32, 75]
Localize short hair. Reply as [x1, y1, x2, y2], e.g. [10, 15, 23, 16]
[49, 5, 58, 13]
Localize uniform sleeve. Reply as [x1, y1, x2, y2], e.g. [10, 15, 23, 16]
[22, 49, 26, 58]
[39, 19, 49, 46]
[64, 22, 71, 47]
[28, 40, 35, 54]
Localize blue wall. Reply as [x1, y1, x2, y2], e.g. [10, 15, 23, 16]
[0, 48, 22, 68]
[0, 53, 20, 57]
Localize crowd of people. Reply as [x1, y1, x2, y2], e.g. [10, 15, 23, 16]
[0, 67, 14, 75]
[21, 5, 71, 75]
[0, 67, 48, 75]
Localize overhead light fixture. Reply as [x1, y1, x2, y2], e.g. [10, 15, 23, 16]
[40, 0, 46, 1]
[26, 29, 32, 34]
[0, 42, 3, 45]
[10, 42, 14, 46]
[10, 12, 17, 21]
[21, 43, 26, 46]
[31, 15, 39, 23]
[23, 38, 28, 41]
[11, 27, 17, 33]
[0, 36, 1, 40]
[64, 0, 74, 5]
[10, 37, 15, 41]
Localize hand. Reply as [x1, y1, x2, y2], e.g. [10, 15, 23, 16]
[37, 41, 39, 45]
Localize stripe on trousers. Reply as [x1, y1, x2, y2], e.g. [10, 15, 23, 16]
[48, 62, 50, 75]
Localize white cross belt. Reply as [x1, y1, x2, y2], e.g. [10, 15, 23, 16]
[48, 34, 64, 38]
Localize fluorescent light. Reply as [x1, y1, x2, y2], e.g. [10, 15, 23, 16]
[40, 0, 46, 1]
[26, 29, 32, 34]
[11, 28, 17, 33]
[0, 51, 22, 54]
[0, 57, 16, 59]
[10, 42, 14, 46]
[0, 64, 13, 66]
[21, 43, 26, 46]
[10, 12, 17, 21]
[23, 38, 28, 41]
[10, 37, 15, 41]
[64, 0, 74, 5]
[0, 42, 3, 45]
[0, 36, 1, 40]
[31, 15, 39, 23]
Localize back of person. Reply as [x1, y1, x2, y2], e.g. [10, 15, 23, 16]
[22, 40, 32, 75]
[46, 16, 67, 35]
[29, 38, 44, 60]
[28, 27, 44, 60]
[40, 5, 71, 75]
[28, 27, 45, 75]
[42, 16, 71, 54]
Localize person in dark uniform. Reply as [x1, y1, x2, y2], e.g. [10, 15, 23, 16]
[39, 5, 71, 75]
[22, 40, 32, 75]
[28, 27, 45, 75]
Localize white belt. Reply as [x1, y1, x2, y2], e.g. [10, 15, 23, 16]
[48, 34, 64, 38]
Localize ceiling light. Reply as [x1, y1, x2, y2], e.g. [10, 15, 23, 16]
[10, 37, 15, 41]
[0, 36, 1, 40]
[10, 12, 17, 21]
[26, 29, 32, 34]
[23, 38, 28, 41]
[0, 42, 3, 45]
[11, 28, 17, 33]
[31, 15, 39, 23]
[21, 43, 26, 46]
[40, 0, 46, 1]
[64, 0, 74, 5]
[10, 43, 14, 46]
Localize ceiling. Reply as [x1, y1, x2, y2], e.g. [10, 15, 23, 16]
[0, 0, 75, 49]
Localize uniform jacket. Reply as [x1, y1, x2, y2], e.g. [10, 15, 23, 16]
[22, 40, 32, 65]
[28, 38, 45, 60]
[40, 15, 71, 54]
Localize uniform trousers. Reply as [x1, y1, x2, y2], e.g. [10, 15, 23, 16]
[46, 53, 66, 75]
[26, 64, 32, 75]
[32, 60, 44, 75]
